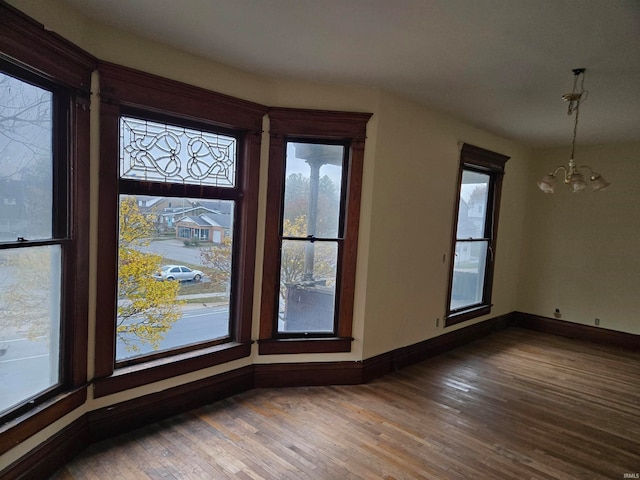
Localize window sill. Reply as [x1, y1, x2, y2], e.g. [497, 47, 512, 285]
[93, 341, 252, 398]
[258, 337, 353, 355]
[0, 386, 87, 456]
[445, 305, 492, 327]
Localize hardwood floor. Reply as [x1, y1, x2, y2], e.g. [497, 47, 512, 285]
[51, 328, 640, 479]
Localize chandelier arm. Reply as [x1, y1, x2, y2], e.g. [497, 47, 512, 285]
[550, 165, 569, 182]
[578, 164, 602, 179]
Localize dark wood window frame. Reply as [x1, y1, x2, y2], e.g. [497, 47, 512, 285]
[94, 62, 266, 397]
[445, 143, 509, 327]
[259, 108, 372, 355]
[0, 2, 94, 452]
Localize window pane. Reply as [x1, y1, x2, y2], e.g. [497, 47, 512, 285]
[0, 72, 53, 241]
[116, 195, 233, 361]
[450, 240, 487, 311]
[283, 143, 343, 239]
[0, 245, 61, 414]
[120, 116, 237, 187]
[457, 170, 489, 239]
[278, 239, 338, 333]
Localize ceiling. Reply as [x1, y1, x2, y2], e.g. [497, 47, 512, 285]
[62, 0, 640, 147]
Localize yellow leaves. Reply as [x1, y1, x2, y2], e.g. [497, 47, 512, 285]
[117, 196, 183, 352]
[119, 195, 155, 247]
[116, 248, 184, 351]
[283, 215, 308, 237]
[0, 246, 59, 341]
[278, 215, 337, 302]
[199, 236, 233, 287]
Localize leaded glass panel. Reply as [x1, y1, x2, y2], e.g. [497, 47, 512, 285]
[120, 116, 237, 187]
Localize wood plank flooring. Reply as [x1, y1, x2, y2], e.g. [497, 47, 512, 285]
[51, 328, 640, 479]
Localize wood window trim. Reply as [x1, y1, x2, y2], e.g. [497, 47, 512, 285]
[94, 62, 266, 391]
[0, 387, 87, 456]
[445, 143, 509, 328]
[0, 0, 94, 443]
[259, 108, 371, 355]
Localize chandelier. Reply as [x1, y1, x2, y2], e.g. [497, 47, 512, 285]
[537, 68, 610, 193]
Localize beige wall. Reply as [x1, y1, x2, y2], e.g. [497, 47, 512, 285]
[519, 143, 640, 334]
[9, 0, 632, 469]
[360, 92, 530, 359]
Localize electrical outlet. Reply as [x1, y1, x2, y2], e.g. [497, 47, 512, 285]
[595, 318, 600, 326]
[436, 317, 440, 327]
[554, 308, 561, 319]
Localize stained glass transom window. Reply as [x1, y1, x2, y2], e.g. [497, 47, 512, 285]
[120, 116, 237, 187]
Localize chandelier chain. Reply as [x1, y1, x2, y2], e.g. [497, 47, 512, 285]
[570, 98, 579, 160]
[567, 69, 585, 161]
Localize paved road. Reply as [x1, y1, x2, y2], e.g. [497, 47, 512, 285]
[0, 336, 55, 413]
[116, 305, 230, 361]
[136, 238, 206, 266]
[0, 306, 230, 412]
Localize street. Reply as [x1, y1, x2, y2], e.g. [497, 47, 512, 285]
[0, 306, 230, 413]
[0, 335, 55, 413]
[116, 305, 230, 361]
[135, 238, 206, 267]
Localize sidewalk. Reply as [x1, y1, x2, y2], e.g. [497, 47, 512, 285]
[177, 292, 227, 300]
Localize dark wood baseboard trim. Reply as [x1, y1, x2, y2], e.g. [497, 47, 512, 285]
[257, 337, 353, 355]
[2, 415, 89, 480]
[2, 313, 515, 479]
[513, 311, 640, 350]
[254, 361, 363, 388]
[88, 365, 254, 442]
[362, 312, 514, 382]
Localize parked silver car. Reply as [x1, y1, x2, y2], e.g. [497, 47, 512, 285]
[154, 265, 203, 282]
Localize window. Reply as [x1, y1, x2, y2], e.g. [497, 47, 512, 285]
[278, 141, 344, 334]
[94, 63, 265, 394]
[259, 108, 371, 354]
[115, 114, 239, 364]
[0, 2, 93, 430]
[445, 143, 509, 326]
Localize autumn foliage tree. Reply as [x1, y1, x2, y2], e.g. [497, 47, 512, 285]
[199, 236, 232, 289]
[198, 173, 339, 309]
[117, 196, 183, 352]
[280, 214, 336, 287]
[283, 173, 340, 237]
[0, 247, 57, 342]
[0, 74, 56, 344]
